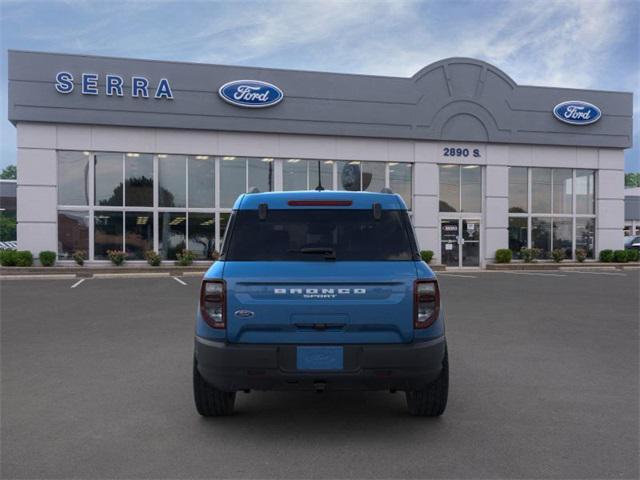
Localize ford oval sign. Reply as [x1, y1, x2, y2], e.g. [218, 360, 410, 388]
[553, 100, 601, 125]
[218, 80, 283, 108]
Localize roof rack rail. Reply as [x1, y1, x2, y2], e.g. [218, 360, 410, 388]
[380, 187, 393, 194]
[247, 186, 261, 194]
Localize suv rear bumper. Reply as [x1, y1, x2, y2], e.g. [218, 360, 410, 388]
[194, 336, 446, 392]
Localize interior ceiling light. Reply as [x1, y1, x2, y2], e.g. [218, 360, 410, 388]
[463, 165, 479, 169]
[287, 159, 300, 163]
[349, 161, 360, 165]
[158, 154, 168, 158]
[222, 156, 236, 160]
[126, 153, 140, 157]
[262, 158, 274, 162]
[388, 162, 398, 166]
[195, 155, 209, 160]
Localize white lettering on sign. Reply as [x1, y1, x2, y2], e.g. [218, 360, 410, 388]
[233, 85, 271, 102]
[55, 72, 173, 100]
[563, 105, 592, 120]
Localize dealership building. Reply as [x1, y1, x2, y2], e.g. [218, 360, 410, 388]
[7, 50, 633, 267]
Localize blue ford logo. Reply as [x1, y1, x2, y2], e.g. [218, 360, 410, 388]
[553, 101, 601, 125]
[234, 309, 255, 318]
[218, 80, 283, 108]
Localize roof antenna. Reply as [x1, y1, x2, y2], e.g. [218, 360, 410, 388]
[314, 160, 325, 191]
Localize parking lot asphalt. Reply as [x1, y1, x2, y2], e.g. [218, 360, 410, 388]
[1, 270, 638, 479]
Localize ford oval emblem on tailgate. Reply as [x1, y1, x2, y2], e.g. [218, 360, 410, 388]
[234, 309, 255, 318]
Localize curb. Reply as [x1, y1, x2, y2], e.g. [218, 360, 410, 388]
[486, 262, 637, 271]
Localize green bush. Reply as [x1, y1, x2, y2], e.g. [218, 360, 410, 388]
[520, 248, 535, 263]
[73, 250, 87, 266]
[495, 249, 512, 263]
[175, 249, 196, 266]
[551, 249, 565, 263]
[39, 250, 57, 267]
[626, 249, 639, 262]
[613, 250, 628, 263]
[575, 249, 587, 263]
[15, 250, 34, 267]
[107, 250, 127, 266]
[0, 249, 18, 266]
[144, 250, 161, 266]
[419, 250, 434, 264]
[599, 249, 614, 262]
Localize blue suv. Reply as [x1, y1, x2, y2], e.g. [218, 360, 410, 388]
[193, 190, 448, 416]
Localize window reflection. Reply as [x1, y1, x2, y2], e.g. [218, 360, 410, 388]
[361, 162, 385, 193]
[188, 213, 215, 259]
[220, 157, 246, 208]
[461, 165, 481, 212]
[439, 165, 459, 212]
[508, 217, 527, 258]
[125, 212, 153, 260]
[248, 158, 273, 193]
[95, 153, 123, 206]
[159, 212, 186, 260]
[283, 159, 307, 190]
[531, 168, 552, 213]
[389, 163, 412, 209]
[531, 217, 551, 259]
[576, 218, 595, 258]
[508, 167, 528, 213]
[58, 151, 90, 205]
[158, 155, 186, 207]
[552, 217, 572, 258]
[552, 169, 572, 214]
[575, 170, 595, 214]
[125, 153, 153, 207]
[94, 211, 123, 259]
[189, 156, 215, 208]
[58, 210, 89, 259]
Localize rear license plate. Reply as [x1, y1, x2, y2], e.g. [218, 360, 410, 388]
[296, 346, 343, 371]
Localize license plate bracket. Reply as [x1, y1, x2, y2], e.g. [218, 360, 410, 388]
[296, 346, 344, 371]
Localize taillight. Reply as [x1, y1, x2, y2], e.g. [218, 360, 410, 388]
[414, 280, 440, 329]
[200, 280, 226, 329]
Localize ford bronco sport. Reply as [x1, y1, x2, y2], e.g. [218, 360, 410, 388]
[193, 190, 448, 416]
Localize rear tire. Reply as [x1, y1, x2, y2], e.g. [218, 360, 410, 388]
[193, 358, 236, 416]
[405, 346, 449, 417]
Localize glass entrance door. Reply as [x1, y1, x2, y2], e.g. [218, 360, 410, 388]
[440, 218, 481, 267]
[440, 219, 459, 267]
[461, 219, 480, 267]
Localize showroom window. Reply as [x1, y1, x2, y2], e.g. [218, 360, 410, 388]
[508, 168, 596, 259]
[438, 165, 482, 213]
[335, 160, 412, 208]
[57, 152, 413, 261]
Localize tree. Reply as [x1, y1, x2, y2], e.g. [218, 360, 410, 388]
[1, 165, 16, 179]
[625, 173, 640, 188]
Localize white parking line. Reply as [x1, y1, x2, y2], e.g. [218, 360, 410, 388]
[499, 271, 567, 277]
[70, 278, 85, 288]
[568, 270, 626, 276]
[438, 273, 477, 278]
[173, 276, 187, 286]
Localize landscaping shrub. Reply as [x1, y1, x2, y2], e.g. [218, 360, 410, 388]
[575, 249, 587, 263]
[613, 250, 628, 263]
[420, 250, 434, 264]
[175, 249, 196, 266]
[39, 250, 56, 267]
[0, 249, 18, 266]
[107, 250, 127, 266]
[520, 248, 534, 263]
[15, 250, 34, 267]
[599, 249, 614, 262]
[73, 250, 87, 266]
[495, 249, 512, 263]
[144, 250, 161, 266]
[626, 249, 639, 262]
[551, 249, 565, 263]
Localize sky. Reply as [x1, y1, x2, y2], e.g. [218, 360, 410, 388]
[0, 0, 638, 172]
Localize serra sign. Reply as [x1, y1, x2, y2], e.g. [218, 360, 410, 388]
[55, 72, 174, 99]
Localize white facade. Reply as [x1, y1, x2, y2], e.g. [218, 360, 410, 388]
[16, 122, 626, 266]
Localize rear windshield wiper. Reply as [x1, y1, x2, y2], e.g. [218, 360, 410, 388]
[289, 247, 337, 260]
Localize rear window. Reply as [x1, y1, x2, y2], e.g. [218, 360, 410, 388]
[223, 209, 417, 261]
